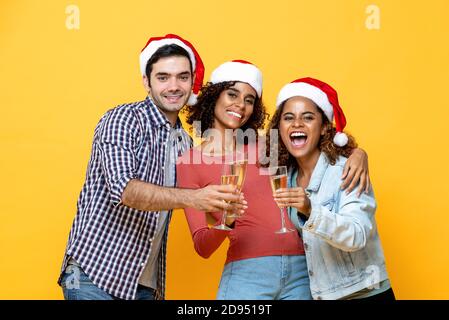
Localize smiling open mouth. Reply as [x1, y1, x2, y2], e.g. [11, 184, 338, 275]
[164, 94, 183, 103]
[290, 131, 307, 147]
[226, 111, 243, 119]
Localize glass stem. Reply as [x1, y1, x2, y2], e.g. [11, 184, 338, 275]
[221, 204, 228, 226]
[280, 207, 286, 229]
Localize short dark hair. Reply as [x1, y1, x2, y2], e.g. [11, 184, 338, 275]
[145, 44, 193, 79]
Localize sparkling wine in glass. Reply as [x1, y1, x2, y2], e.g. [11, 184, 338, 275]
[214, 163, 239, 230]
[226, 159, 247, 218]
[269, 166, 295, 234]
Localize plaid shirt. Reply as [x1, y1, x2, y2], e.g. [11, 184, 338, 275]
[59, 96, 192, 300]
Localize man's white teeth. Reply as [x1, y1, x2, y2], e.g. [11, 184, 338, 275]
[227, 111, 242, 119]
[290, 132, 306, 137]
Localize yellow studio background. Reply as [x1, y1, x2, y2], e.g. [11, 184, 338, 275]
[1, 0, 448, 300]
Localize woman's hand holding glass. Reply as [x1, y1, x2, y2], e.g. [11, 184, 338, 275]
[268, 166, 295, 233]
[274, 187, 311, 218]
[214, 162, 248, 230]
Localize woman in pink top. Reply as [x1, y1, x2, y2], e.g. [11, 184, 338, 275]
[176, 61, 370, 300]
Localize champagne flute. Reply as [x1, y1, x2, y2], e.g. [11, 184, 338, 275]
[268, 166, 295, 234]
[214, 162, 239, 230]
[226, 158, 247, 218]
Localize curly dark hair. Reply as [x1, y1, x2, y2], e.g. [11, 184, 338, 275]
[262, 101, 357, 168]
[184, 81, 269, 137]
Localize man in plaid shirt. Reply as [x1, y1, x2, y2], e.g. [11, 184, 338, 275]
[59, 34, 246, 300]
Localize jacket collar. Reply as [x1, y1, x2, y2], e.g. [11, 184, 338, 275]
[290, 152, 329, 193]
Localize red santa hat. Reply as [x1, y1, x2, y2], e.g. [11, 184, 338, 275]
[210, 60, 263, 97]
[276, 77, 348, 147]
[139, 34, 205, 106]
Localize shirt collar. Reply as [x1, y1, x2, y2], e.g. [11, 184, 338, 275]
[144, 96, 183, 130]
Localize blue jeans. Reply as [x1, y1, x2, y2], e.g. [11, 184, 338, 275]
[217, 255, 312, 300]
[60, 263, 155, 300]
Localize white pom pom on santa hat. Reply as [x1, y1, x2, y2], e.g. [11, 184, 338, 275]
[139, 34, 205, 106]
[187, 93, 198, 106]
[276, 77, 348, 146]
[333, 132, 348, 147]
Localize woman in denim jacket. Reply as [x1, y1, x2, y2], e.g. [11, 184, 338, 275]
[268, 77, 395, 300]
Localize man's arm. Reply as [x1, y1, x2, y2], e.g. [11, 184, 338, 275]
[121, 179, 246, 213]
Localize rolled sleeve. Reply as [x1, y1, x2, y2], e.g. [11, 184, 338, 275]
[95, 108, 141, 205]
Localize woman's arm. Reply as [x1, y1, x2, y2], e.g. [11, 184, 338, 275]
[341, 148, 371, 197]
[276, 187, 376, 252]
[177, 160, 239, 258]
[304, 190, 376, 252]
[184, 207, 232, 258]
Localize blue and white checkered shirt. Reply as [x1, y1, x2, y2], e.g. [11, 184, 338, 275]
[59, 96, 192, 300]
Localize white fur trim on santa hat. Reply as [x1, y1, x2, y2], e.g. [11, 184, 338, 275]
[276, 82, 334, 121]
[139, 38, 196, 76]
[210, 61, 263, 97]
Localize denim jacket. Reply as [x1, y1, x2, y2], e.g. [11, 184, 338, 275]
[288, 152, 389, 300]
